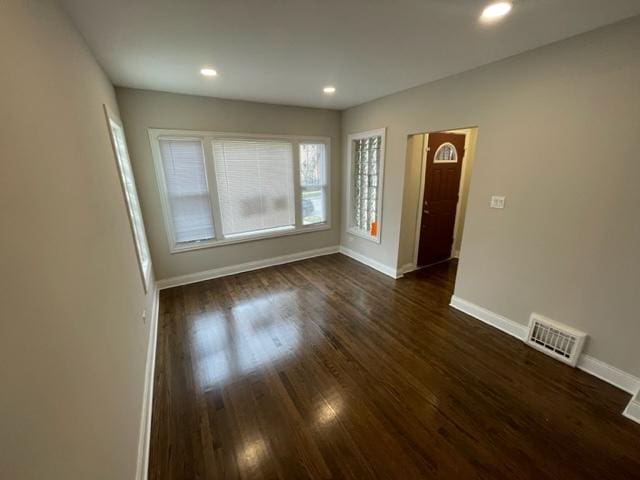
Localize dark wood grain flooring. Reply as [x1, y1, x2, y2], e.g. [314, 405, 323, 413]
[150, 254, 640, 479]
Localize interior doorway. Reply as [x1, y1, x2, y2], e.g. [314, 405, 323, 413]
[410, 127, 478, 268]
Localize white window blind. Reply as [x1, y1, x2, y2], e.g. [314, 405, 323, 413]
[299, 143, 327, 225]
[158, 139, 215, 243]
[213, 139, 295, 236]
[107, 114, 151, 291]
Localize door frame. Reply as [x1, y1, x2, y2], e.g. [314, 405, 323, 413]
[411, 133, 429, 267]
[411, 128, 474, 268]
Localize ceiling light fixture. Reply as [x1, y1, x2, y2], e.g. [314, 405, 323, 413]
[480, 2, 512, 21]
[200, 68, 218, 77]
[323, 86, 336, 94]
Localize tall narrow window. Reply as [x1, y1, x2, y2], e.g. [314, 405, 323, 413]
[158, 138, 215, 244]
[348, 129, 385, 243]
[299, 143, 327, 225]
[213, 138, 295, 236]
[105, 107, 152, 291]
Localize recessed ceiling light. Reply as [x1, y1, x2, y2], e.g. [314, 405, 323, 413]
[481, 2, 512, 21]
[200, 68, 218, 77]
[323, 86, 336, 94]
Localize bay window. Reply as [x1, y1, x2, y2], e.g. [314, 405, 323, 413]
[149, 129, 330, 252]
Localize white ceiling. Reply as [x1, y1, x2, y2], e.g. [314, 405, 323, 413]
[59, 0, 640, 109]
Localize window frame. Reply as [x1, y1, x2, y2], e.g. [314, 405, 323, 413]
[299, 142, 329, 227]
[148, 128, 331, 253]
[433, 142, 458, 163]
[104, 105, 152, 292]
[346, 128, 386, 244]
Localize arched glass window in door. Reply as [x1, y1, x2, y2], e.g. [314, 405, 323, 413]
[433, 142, 458, 163]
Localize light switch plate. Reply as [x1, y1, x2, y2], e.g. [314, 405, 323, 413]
[490, 195, 506, 209]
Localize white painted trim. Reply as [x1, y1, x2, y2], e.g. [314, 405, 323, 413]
[157, 246, 340, 289]
[451, 130, 474, 259]
[339, 246, 401, 279]
[149, 128, 330, 142]
[168, 223, 331, 254]
[450, 296, 528, 340]
[299, 140, 332, 231]
[412, 133, 428, 267]
[135, 285, 159, 480]
[577, 355, 640, 395]
[449, 295, 640, 421]
[105, 105, 152, 293]
[346, 128, 386, 244]
[623, 393, 640, 424]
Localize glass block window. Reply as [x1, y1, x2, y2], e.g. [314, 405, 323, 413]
[434, 142, 458, 163]
[350, 132, 384, 240]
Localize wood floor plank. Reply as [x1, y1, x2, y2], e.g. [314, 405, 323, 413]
[150, 254, 640, 479]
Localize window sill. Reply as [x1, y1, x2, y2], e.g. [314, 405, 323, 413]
[169, 223, 331, 254]
[347, 227, 381, 244]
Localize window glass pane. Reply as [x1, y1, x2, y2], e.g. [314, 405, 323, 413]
[299, 143, 327, 225]
[109, 118, 151, 289]
[351, 135, 381, 236]
[213, 139, 295, 236]
[434, 143, 457, 162]
[159, 139, 215, 243]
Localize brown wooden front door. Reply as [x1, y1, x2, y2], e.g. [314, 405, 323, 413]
[417, 132, 466, 266]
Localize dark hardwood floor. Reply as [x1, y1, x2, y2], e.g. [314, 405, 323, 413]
[150, 254, 640, 479]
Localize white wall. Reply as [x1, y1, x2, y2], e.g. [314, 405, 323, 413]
[0, 1, 155, 479]
[341, 17, 640, 377]
[116, 88, 342, 280]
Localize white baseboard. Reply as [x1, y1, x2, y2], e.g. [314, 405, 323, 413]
[157, 246, 340, 289]
[577, 355, 640, 395]
[623, 394, 640, 424]
[450, 295, 528, 340]
[135, 285, 160, 480]
[339, 246, 401, 279]
[449, 295, 640, 422]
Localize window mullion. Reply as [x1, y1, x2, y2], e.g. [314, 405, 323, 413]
[292, 141, 303, 228]
[202, 136, 225, 239]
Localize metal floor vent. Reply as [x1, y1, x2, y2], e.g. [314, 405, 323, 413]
[527, 314, 586, 367]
